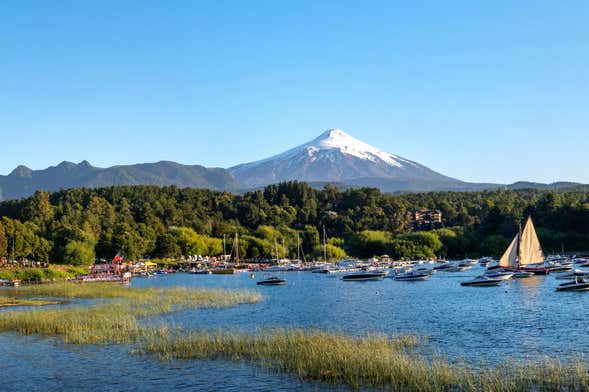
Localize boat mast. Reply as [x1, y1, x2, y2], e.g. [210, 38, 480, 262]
[11, 227, 15, 263]
[282, 237, 286, 259]
[296, 231, 300, 261]
[223, 234, 227, 262]
[516, 221, 522, 268]
[235, 232, 239, 264]
[322, 225, 327, 262]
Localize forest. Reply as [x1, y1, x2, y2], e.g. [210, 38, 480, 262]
[0, 182, 587, 264]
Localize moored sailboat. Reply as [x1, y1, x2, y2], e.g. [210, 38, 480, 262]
[496, 216, 549, 275]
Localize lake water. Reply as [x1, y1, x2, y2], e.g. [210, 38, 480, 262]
[2, 266, 589, 391]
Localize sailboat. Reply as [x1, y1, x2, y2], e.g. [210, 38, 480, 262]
[212, 233, 238, 275]
[498, 216, 549, 275]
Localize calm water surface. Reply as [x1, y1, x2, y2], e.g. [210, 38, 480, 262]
[2, 266, 588, 391]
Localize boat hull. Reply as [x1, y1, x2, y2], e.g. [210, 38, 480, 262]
[257, 280, 286, 286]
[461, 279, 502, 286]
[556, 283, 589, 292]
[342, 273, 385, 281]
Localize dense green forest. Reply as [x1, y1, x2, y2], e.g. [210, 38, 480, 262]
[0, 182, 588, 264]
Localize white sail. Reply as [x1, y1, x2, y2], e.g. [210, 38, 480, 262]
[518, 216, 544, 266]
[499, 233, 519, 268]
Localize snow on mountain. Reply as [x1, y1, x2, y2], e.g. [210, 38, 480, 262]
[229, 129, 463, 190]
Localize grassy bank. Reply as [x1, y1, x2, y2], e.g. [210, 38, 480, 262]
[0, 265, 88, 283]
[0, 297, 66, 307]
[0, 282, 261, 344]
[143, 329, 589, 391]
[1, 283, 588, 390]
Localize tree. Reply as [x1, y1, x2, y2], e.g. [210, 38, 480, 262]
[312, 243, 346, 261]
[0, 223, 7, 259]
[155, 233, 181, 258]
[63, 240, 95, 265]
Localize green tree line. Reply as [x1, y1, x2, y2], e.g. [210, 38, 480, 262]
[0, 182, 587, 264]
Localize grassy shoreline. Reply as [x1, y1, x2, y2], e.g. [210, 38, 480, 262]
[1, 282, 588, 390]
[0, 297, 66, 307]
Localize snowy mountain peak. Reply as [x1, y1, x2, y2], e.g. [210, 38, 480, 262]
[228, 128, 461, 189]
[306, 128, 404, 167]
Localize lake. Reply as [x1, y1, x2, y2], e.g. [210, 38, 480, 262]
[2, 266, 588, 391]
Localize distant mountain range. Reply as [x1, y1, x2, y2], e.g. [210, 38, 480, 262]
[0, 161, 240, 200]
[0, 129, 585, 200]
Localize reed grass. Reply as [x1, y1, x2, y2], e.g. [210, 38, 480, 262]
[1, 283, 589, 390]
[141, 329, 589, 391]
[0, 282, 261, 344]
[0, 297, 65, 307]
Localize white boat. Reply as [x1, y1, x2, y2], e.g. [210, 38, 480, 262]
[413, 266, 436, 275]
[484, 269, 514, 280]
[257, 276, 286, 286]
[341, 271, 386, 281]
[554, 269, 589, 280]
[479, 257, 494, 266]
[496, 216, 549, 275]
[263, 265, 292, 272]
[572, 257, 589, 264]
[444, 264, 471, 272]
[434, 263, 454, 271]
[394, 271, 429, 281]
[513, 271, 534, 278]
[461, 275, 503, 287]
[556, 277, 589, 292]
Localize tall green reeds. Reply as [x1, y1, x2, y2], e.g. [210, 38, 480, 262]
[141, 329, 589, 391]
[1, 283, 588, 390]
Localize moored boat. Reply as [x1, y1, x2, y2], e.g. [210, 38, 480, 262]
[461, 275, 503, 287]
[554, 269, 589, 280]
[484, 269, 514, 280]
[556, 277, 589, 292]
[413, 266, 436, 275]
[394, 271, 429, 281]
[341, 271, 386, 281]
[256, 276, 286, 286]
[513, 271, 534, 278]
[495, 216, 550, 275]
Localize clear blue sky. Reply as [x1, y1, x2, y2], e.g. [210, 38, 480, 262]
[1, 0, 587, 184]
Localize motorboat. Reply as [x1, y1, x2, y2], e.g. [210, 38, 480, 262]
[434, 263, 454, 271]
[394, 271, 429, 281]
[554, 269, 589, 280]
[461, 275, 503, 287]
[256, 276, 286, 286]
[413, 266, 436, 275]
[556, 277, 589, 292]
[484, 269, 514, 280]
[443, 264, 470, 272]
[341, 271, 386, 281]
[513, 271, 534, 278]
[572, 257, 589, 264]
[546, 263, 573, 273]
[263, 265, 292, 272]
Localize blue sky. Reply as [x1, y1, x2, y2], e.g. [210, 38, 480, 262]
[1, 0, 587, 183]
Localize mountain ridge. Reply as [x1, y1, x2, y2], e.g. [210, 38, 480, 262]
[229, 128, 464, 188]
[1, 129, 586, 200]
[0, 160, 241, 200]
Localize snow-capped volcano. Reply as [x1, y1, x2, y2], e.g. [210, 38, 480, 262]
[229, 129, 464, 191]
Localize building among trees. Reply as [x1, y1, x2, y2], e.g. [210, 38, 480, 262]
[413, 210, 443, 231]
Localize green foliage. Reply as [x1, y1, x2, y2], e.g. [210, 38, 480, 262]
[312, 244, 346, 261]
[0, 183, 588, 262]
[63, 240, 96, 266]
[169, 227, 222, 257]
